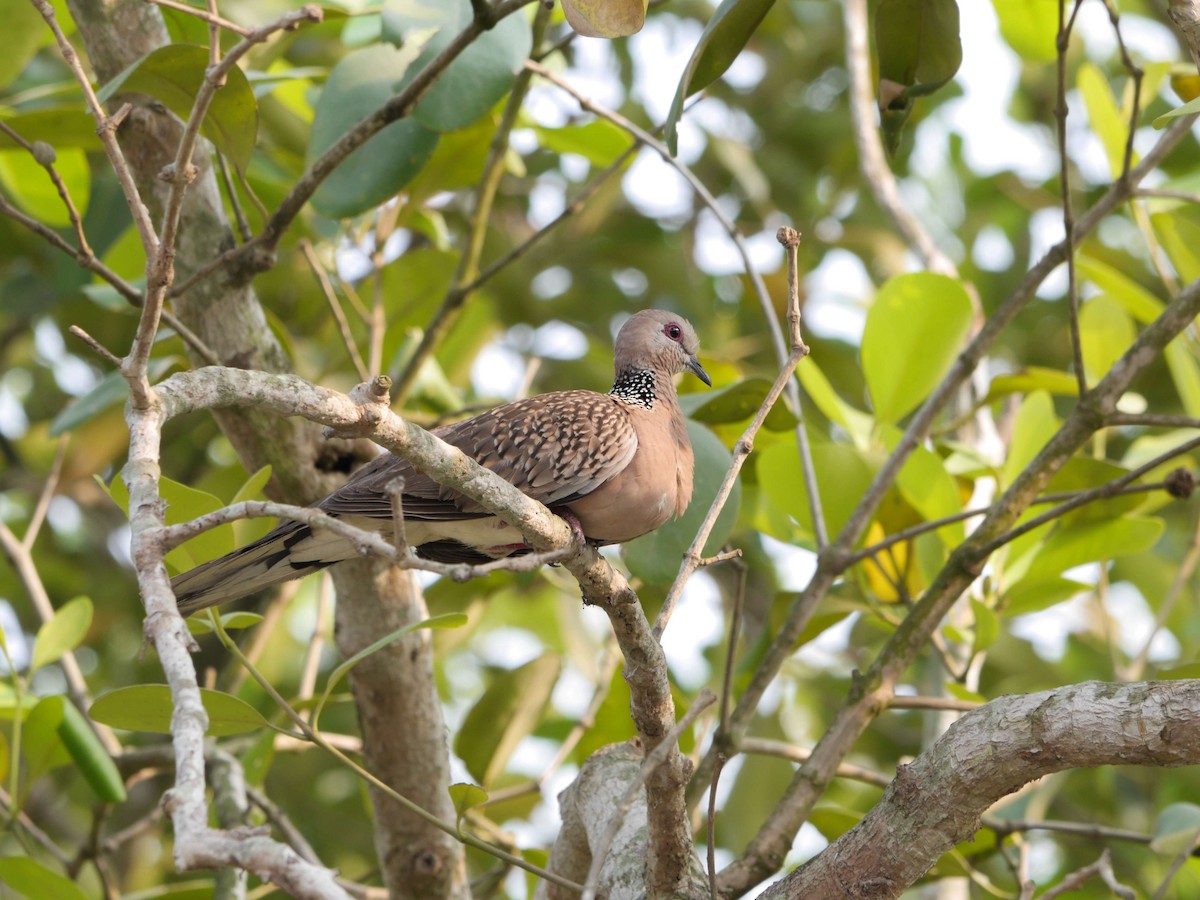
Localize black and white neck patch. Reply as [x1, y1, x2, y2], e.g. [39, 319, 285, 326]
[610, 368, 657, 409]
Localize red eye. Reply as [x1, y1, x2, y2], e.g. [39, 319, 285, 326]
[664, 323, 683, 342]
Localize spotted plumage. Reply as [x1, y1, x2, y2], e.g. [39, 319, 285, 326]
[172, 309, 710, 614]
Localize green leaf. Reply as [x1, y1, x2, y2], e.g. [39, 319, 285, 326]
[1078, 63, 1130, 178]
[231, 465, 274, 545]
[1165, 338, 1200, 418]
[623, 421, 742, 584]
[664, 0, 776, 154]
[0, 857, 88, 900]
[796, 360, 875, 445]
[454, 652, 560, 787]
[89, 685, 270, 736]
[0, 0, 47, 87]
[534, 120, 634, 168]
[679, 377, 796, 430]
[100, 471, 233, 572]
[0, 147, 90, 228]
[382, 0, 533, 133]
[875, 0, 961, 153]
[984, 366, 1079, 402]
[560, 0, 648, 38]
[22, 696, 71, 786]
[308, 43, 439, 219]
[448, 782, 488, 832]
[185, 610, 265, 636]
[312, 613, 467, 727]
[31, 596, 93, 674]
[1001, 391, 1059, 488]
[1024, 516, 1164, 584]
[1151, 212, 1200, 284]
[757, 438, 878, 543]
[990, 0, 1056, 61]
[1001, 577, 1088, 616]
[1151, 803, 1200, 856]
[50, 357, 180, 436]
[1079, 294, 1135, 382]
[1076, 253, 1163, 323]
[943, 682, 985, 704]
[862, 272, 974, 423]
[1153, 93, 1200, 129]
[58, 703, 127, 803]
[0, 107, 103, 152]
[970, 598, 999, 653]
[96, 44, 258, 171]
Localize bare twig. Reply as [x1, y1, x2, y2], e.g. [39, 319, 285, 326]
[1055, 0, 1088, 397]
[301, 240, 371, 382]
[145, 0, 252, 37]
[1043, 848, 1134, 900]
[654, 227, 809, 637]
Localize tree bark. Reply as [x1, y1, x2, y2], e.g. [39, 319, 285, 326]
[768, 680, 1200, 899]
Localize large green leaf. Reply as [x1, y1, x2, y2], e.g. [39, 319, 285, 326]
[861, 272, 973, 423]
[0, 146, 90, 227]
[1152, 212, 1200, 284]
[757, 438, 879, 543]
[0, 107, 103, 151]
[96, 44, 258, 171]
[454, 653, 560, 787]
[534, 120, 634, 168]
[1023, 516, 1164, 585]
[1078, 62, 1130, 178]
[89, 685, 269, 737]
[1151, 803, 1200, 856]
[623, 421, 743, 584]
[308, 43, 439, 219]
[678, 377, 796, 430]
[991, 0, 1056, 61]
[1079, 294, 1135, 382]
[382, 0, 532, 133]
[1000, 390, 1059, 488]
[664, 0, 776, 154]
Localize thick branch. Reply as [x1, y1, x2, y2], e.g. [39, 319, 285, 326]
[768, 681, 1200, 899]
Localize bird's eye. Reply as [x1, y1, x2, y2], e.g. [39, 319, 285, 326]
[664, 323, 683, 342]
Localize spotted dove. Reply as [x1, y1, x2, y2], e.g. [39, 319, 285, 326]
[172, 309, 710, 614]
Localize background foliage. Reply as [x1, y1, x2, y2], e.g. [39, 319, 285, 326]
[3, 0, 1200, 897]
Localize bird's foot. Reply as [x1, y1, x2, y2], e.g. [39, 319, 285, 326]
[554, 507, 588, 548]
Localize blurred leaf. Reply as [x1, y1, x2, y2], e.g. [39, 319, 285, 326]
[89, 685, 270, 736]
[382, 0, 532, 133]
[1079, 294, 1135, 383]
[0, 146, 90, 227]
[809, 805, 863, 841]
[308, 43, 439, 218]
[560, 0, 647, 37]
[623, 421, 742, 584]
[58, 703, 126, 803]
[860, 521, 919, 601]
[664, 0, 775, 154]
[1166, 338, 1200, 418]
[0, 107, 103, 151]
[1024, 516, 1164, 585]
[1153, 93, 1200, 128]
[943, 682, 985, 703]
[455, 652, 560, 787]
[448, 782, 488, 832]
[887, 427, 963, 544]
[97, 44, 258, 171]
[875, 0, 961, 152]
[1078, 62, 1129, 178]
[0, 0, 46, 87]
[231, 465, 274, 545]
[759, 438, 878, 543]
[1151, 803, 1200, 855]
[1001, 391, 1059, 488]
[31, 596, 92, 674]
[990, 0, 1056, 61]
[679, 377, 796, 430]
[1152, 212, 1200, 284]
[797, 361, 874, 445]
[970, 598, 999, 652]
[0, 857, 88, 900]
[862, 272, 973, 423]
[984, 366, 1078, 402]
[534, 120, 634, 168]
[22, 696, 70, 786]
[51, 357, 180, 436]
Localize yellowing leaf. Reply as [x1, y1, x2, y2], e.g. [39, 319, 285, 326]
[560, 0, 648, 37]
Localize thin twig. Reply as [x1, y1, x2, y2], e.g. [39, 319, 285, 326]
[301, 240, 371, 382]
[706, 753, 726, 900]
[1055, 0, 1088, 397]
[654, 227, 809, 638]
[1042, 848, 1134, 900]
[145, 0, 252, 37]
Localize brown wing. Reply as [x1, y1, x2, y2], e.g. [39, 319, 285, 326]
[318, 390, 637, 521]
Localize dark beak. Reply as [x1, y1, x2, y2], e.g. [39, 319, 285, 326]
[687, 355, 712, 386]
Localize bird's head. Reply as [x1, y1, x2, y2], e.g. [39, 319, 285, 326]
[614, 309, 711, 386]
